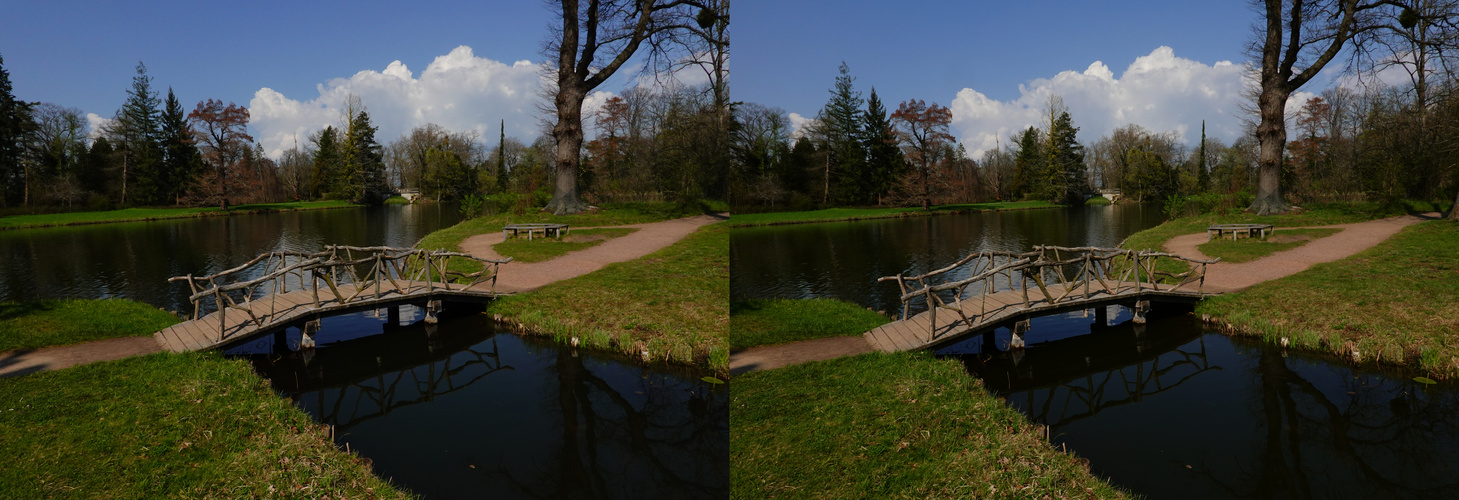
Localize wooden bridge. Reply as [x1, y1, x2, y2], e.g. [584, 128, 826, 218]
[865, 246, 1218, 353]
[153, 246, 511, 352]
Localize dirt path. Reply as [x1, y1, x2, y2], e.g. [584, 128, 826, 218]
[0, 213, 727, 379]
[729, 212, 1438, 376]
[1164, 213, 1434, 293]
[0, 336, 161, 378]
[459, 213, 726, 293]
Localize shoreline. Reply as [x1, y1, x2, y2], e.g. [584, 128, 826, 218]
[0, 200, 360, 231]
[727, 201, 1063, 228]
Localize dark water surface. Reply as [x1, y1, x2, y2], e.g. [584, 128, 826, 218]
[235, 312, 729, 499]
[0, 204, 463, 310]
[732, 206, 1459, 499]
[940, 310, 1459, 499]
[729, 205, 1166, 314]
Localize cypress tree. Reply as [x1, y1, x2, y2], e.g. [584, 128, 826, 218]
[1196, 120, 1210, 193]
[497, 119, 508, 193]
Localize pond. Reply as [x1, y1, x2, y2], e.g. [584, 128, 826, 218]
[731, 206, 1458, 499]
[231, 311, 728, 499]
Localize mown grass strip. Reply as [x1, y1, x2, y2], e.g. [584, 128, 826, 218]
[727, 201, 1060, 227]
[0, 352, 412, 498]
[731, 351, 1129, 499]
[492, 227, 638, 263]
[489, 224, 728, 371]
[1196, 227, 1341, 263]
[729, 298, 889, 350]
[1197, 219, 1459, 377]
[0, 299, 180, 352]
[0, 200, 358, 230]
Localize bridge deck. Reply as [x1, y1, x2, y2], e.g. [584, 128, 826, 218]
[864, 281, 1203, 353]
[154, 279, 503, 353]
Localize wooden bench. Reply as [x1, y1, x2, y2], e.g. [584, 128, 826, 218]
[1207, 223, 1273, 241]
[503, 223, 569, 241]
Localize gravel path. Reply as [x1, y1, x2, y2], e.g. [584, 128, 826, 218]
[729, 335, 874, 376]
[0, 336, 161, 378]
[1164, 213, 1434, 293]
[459, 213, 726, 293]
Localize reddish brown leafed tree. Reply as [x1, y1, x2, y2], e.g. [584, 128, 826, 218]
[187, 99, 251, 209]
[891, 99, 955, 210]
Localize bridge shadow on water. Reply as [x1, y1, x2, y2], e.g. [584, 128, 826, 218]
[229, 310, 728, 500]
[937, 308, 1459, 500]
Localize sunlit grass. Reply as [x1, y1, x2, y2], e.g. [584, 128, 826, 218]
[729, 298, 889, 350]
[732, 351, 1129, 499]
[0, 299, 179, 352]
[1197, 227, 1341, 263]
[493, 227, 638, 263]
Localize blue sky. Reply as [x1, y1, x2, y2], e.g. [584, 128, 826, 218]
[736, 1, 1330, 155]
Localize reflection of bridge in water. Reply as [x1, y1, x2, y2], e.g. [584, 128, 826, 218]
[956, 317, 1218, 429]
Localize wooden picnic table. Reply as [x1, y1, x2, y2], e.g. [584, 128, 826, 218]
[503, 223, 569, 241]
[1207, 223, 1274, 241]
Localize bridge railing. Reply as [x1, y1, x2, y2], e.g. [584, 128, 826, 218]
[169, 246, 512, 340]
[878, 246, 1217, 339]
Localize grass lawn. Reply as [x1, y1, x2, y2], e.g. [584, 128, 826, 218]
[0, 200, 357, 230]
[0, 352, 411, 498]
[1084, 197, 1112, 206]
[1198, 219, 1459, 377]
[727, 201, 1060, 227]
[489, 224, 729, 371]
[729, 298, 889, 350]
[0, 299, 179, 352]
[732, 351, 1128, 499]
[492, 227, 638, 263]
[383, 196, 410, 205]
[418, 201, 709, 255]
[1196, 227, 1342, 263]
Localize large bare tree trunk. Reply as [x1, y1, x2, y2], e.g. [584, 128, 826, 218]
[1251, 83, 1292, 215]
[546, 82, 590, 215]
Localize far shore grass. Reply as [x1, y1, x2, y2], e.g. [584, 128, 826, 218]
[0, 200, 358, 230]
[492, 227, 638, 263]
[488, 223, 729, 371]
[0, 299, 412, 498]
[0, 299, 179, 352]
[418, 201, 711, 256]
[1197, 227, 1341, 263]
[728, 200, 1060, 227]
[729, 298, 888, 350]
[1198, 219, 1459, 377]
[732, 351, 1129, 499]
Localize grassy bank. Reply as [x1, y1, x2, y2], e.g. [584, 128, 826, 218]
[0, 299, 179, 352]
[732, 351, 1128, 499]
[1196, 227, 1341, 263]
[489, 224, 729, 371]
[0, 352, 411, 498]
[383, 195, 410, 205]
[729, 298, 888, 350]
[0, 200, 358, 230]
[727, 201, 1060, 227]
[1198, 219, 1459, 377]
[493, 227, 638, 263]
[1121, 201, 1422, 253]
[417, 201, 710, 256]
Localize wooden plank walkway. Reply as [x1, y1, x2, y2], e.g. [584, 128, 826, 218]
[864, 282, 1203, 353]
[153, 279, 503, 353]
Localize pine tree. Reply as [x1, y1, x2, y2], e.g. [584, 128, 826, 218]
[1011, 127, 1041, 200]
[115, 62, 163, 206]
[1042, 111, 1085, 204]
[79, 137, 115, 196]
[343, 111, 387, 204]
[819, 62, 866, 205]
[159, 88, 201, 204]
[862, 88, 905, 205]
[311, 127, 342, 199]
[0, 54, 35, 207]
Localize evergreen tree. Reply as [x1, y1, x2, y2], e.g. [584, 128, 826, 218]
[497, 119, 508, 193]
[79, 136, 115, 196]
[1041, 111, 1085, 204]
[114, 62, 163, 206]
[311, 126, 342, 198]
[343, 111, 387, 204]
[1196, 120, 1210, 193]
[0, 54, 35, 207]
[1011, 127, 1041, 200]
[818, 62, 866, 205]
[159, 88, 201, 204]
[862, 88, 905, 205]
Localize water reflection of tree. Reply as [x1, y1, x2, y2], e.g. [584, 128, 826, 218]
[1204, 349, 1459, 499]
[487, 349, 728, 500]
[1014, 336, 1218, 428]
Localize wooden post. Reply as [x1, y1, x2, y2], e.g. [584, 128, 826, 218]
[1010, 319, 1029, 350]
[1133, 300, 1151, 325]
[300, 318, 320, 349]
[387, 305, 400, 326]
[1094, 305, 1108, 328]
[424, 299, 443, 324]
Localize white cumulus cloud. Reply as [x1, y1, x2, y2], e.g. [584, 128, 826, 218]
[952, 47, 1258, 157]
[249, 46, 550, 159]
